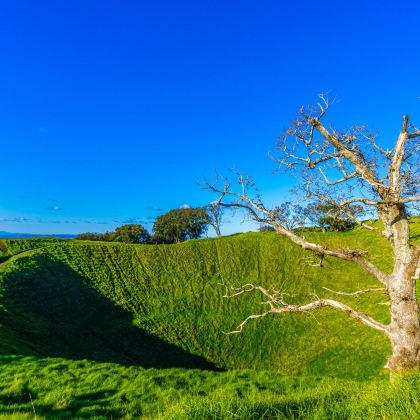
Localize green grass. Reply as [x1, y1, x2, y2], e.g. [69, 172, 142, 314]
[0, 356, 419, 419]
[0, 218, 419, 418]
[0, 238, 66, 257]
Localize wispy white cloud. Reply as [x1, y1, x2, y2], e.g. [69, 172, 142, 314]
[45, 205, 62, 211]
[121, 217, 147, 224]
[144, 206, 163, 212]
[0, 217, 30, 223]
[45, 198, 62, 212]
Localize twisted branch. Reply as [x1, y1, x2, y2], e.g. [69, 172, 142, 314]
[222, 282, 388, 335]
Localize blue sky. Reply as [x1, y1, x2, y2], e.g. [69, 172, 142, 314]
[1, 0, 420, 235]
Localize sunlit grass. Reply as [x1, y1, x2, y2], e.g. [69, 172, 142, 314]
[0, 356, 419, 418]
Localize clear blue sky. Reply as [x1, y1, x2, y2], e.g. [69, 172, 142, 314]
[1, 0, 419, 235]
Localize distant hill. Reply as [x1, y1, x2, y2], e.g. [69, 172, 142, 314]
[0, 231, 76, 239]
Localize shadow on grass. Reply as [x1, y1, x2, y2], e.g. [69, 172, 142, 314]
[0, 254, 219, 370]
[0, 256, 9, 264]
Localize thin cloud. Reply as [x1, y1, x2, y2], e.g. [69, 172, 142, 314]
[45, 205, 63, 211]
[0, 217, 30, 223]
[122, 217, 149, 224]
[144, 206, 163, 212]
[78, 219, 110, 225]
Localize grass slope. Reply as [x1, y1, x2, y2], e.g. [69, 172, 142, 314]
[0, 219, 419, 418]
[1, 358, 420, 419]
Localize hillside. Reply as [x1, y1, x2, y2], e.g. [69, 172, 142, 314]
[0, 220, 419, 418]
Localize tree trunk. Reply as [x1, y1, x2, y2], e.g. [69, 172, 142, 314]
[386, 222, 420, 370]
[379, 204, 420, 371]
[386, 274, 420, 370]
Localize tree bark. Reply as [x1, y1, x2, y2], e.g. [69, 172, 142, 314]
[381, 204, 420, 371]
[386, 268, 420, 370]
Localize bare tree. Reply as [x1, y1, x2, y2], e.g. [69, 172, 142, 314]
[273, 201, 306, 230]
[206, 202, 225, 237]
[208, 95, 420, 372]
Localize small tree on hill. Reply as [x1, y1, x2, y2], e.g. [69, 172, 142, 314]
[259, 225, 275, 232]
[273, 201, 307, 230]
[76, 231, 116, 241]
[76, 224, 150, 244]
[208, 95, 420, 373]
[76, 232, 104, 241]
[113, 224, 150, 244]
[206, 202, 225, 237]
[153, 207, 209, 243]
[304, 203, 360, 232]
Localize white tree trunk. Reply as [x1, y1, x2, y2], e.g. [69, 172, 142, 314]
[386, 284, 420, 370]
[383, 206, 420, 371]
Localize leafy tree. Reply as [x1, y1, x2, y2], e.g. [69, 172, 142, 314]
[76, 224, 150, 244]
[317, 205, 356, 232]
[102, 231, 116, 242]
[259, 225, 275, 232]
[113, 224, 150, 244]
[208, 94, 420, 373]
[76, 232, 106, 241]
[153, 208, 209, 243]
[304, 203, 360, 232]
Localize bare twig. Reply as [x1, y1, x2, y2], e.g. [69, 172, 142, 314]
[322, 286, 386, 296]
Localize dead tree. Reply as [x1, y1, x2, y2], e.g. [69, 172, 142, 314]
[208, 94, 420, 372]
[273, 201, 306, 230]
[206, 202, 225, 237]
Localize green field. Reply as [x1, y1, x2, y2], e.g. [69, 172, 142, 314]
[0, 220, 419, 418]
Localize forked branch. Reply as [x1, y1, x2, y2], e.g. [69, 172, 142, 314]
[222, 283, 388, 335]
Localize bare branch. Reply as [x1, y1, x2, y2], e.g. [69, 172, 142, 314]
[363, 133, 393, 160]
[407, 130, 420, 139]
[208, 177, 389, 285]
[319, 167, 358, 185]
[339, 197, 378, 206]
[223, 283, 388, 335]
[400, 196, 420, 204]
[322, 286, 386, 296]
[313, 192, 386, 236]
[225, 310, 273, 334]
[310, 118, 386, 194]
[274, 222, 389, 284]
[389, 116, 410, 194]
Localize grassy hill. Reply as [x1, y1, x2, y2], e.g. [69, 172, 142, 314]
[0, 219, 419, 418]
